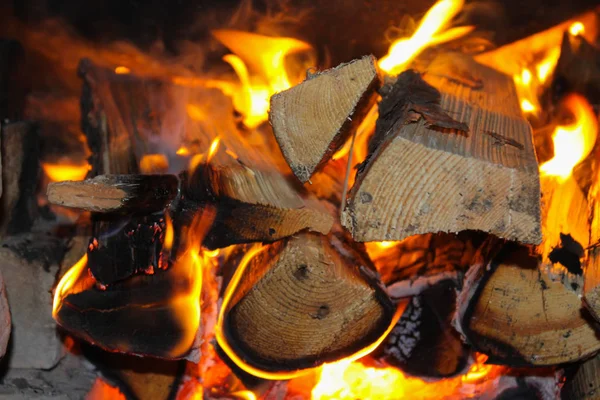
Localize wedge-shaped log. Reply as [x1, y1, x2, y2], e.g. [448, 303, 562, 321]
[220, 232, 395, 372]
[562, 353, 600, 400]
[270, 55, 380, 182]
[456, 244, 599, 366]
[343, 54, 541, 244]
[47, 174, 178, 213]
[186, 162, 334, 249]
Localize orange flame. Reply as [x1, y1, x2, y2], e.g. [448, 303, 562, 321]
[114, 66, 131, 75]
[213, 30, 313, 128]
[215, 245, 405, 380]
[311, 353, 498, 400]
[139, 154, 169, 174]
[42, 162, 90, 182]
[177, 146, 191, 156]
[164, 213, 174, 252]
[540, 94, 598, 181]
[378, 0, 472, 75]
[86, 378, 126, 400]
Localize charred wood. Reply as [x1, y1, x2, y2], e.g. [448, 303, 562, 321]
[343, 53, 541, 244]
[381, 280, 469, 378]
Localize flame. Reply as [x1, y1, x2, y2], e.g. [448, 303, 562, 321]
[569, 21, 585, 36]
[42, 162, 90, 182]
[535, 47, 560, 84]
[114, 66, 130, 75]
[213, 30, 312, 128]
[187, 104, 207, 122]
[52, 254, 89, 317]
[311, 353, 498, 400]
[207, 137, 221, 164]
[215, 245, 405, 380]
[86, 378, 126, 400]
[540, 94, 598, 180]
[139, 154, 169, 174]
[164, 213, 174, 252]
[177, 146, 191, 156]
[378, 0, 472, 74]
[231, 391, 257, 400]
[513, 68, 540, 114]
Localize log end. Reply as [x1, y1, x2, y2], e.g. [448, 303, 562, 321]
[270, 55, 381, 183]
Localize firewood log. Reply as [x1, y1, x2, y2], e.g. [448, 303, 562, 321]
[47, 174, 179, 213]
[583, 156, 600, 320]
[185, 162, 334, 249]
[562, 353, 600, 400]
[0, 270, 10, 360]
[218, 232, 395, 373]
[0, 120, 40, 236]
[343, 53, 542, 245]
[380, 280, 469, 378]
[270, 55, 381, 183]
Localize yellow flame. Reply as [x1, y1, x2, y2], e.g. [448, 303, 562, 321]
[114, 66, 130, 75]
[569, 21, 585, 36]
[177, 146, 190, 156]
[378, 0, 472, 75]
[536, 47, 560, 84]
[52, 254, 88, 317]
[215, 246, 405, 380]
[207, 137, 221, 163]
[462, 354, 494, 383]
[139, 154, 169, 174]
[514, 68, 540, 114]
[213, 30, 312, 128]
[540, 94, 598, 181]
[231, 391, 256, 400]
[43, 162, 90, 182]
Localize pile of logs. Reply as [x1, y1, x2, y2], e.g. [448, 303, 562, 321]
[37, 9, 600, 398]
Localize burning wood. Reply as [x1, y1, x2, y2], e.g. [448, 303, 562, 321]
[185, 162, 334, 249]
[270, 55, 381, 183]
[47, 174, 179, 213]
[343, 53, 542, 244]
[217, 232, 396, 375]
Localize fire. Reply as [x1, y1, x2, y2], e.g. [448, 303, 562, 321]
[461, 354, 494, 383]
[42, 162, 90, 182]
[215, 246, 405, 380]
[177, 146, 191, 156]
[139, 154, 169, 174]
[52, 254, 89, 317]
[213, 30, 313, 128]
[514, 67, 540, 114]
[164, 213, 174, 252]
[569, 21, 585, 36]
[540, 94, 598, 180]
[186, 104, 207, 122]
[207, 137, 221, 162]
[378, 0, 472, 74]
[535, 47, 560, 84]
[114, 66, 130, 75]
[86, 378, 126, 400]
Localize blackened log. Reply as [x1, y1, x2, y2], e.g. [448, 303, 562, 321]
[0, 121, 40, 235]
[381, 280, 469, 378]
[47, 174, 179, 214]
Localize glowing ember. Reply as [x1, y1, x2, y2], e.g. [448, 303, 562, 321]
[213, 30, 313, 128]
[42, 162, 90, 182]
[462, 354, 494, 383]
[540, 94, 598, 181]
[114, 66, 130, 75]
[378, 0, 472, 75]
[177, 146, 191, 156]
[569, 21, 585, 36]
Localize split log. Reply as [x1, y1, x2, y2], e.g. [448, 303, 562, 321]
[0, 120, 40, 235]
[270, 55, 380, 183]
[47, 174, 179, 213]
[219, 232, 395, 372]
[381, 280, 469, 378]
[562, 353, 600, 400]
[456, 166, 597, 366]
[186, 162, 334, 249]
[583, 153, 600, 320]
[343, 53, 541, 244]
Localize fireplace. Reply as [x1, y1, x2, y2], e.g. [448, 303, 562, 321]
[0, 0, 599, 399]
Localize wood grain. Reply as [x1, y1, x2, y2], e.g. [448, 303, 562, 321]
[343, 53, 541, 244]
[270, 55, 380, 182]
[222, 232, 394, 372]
